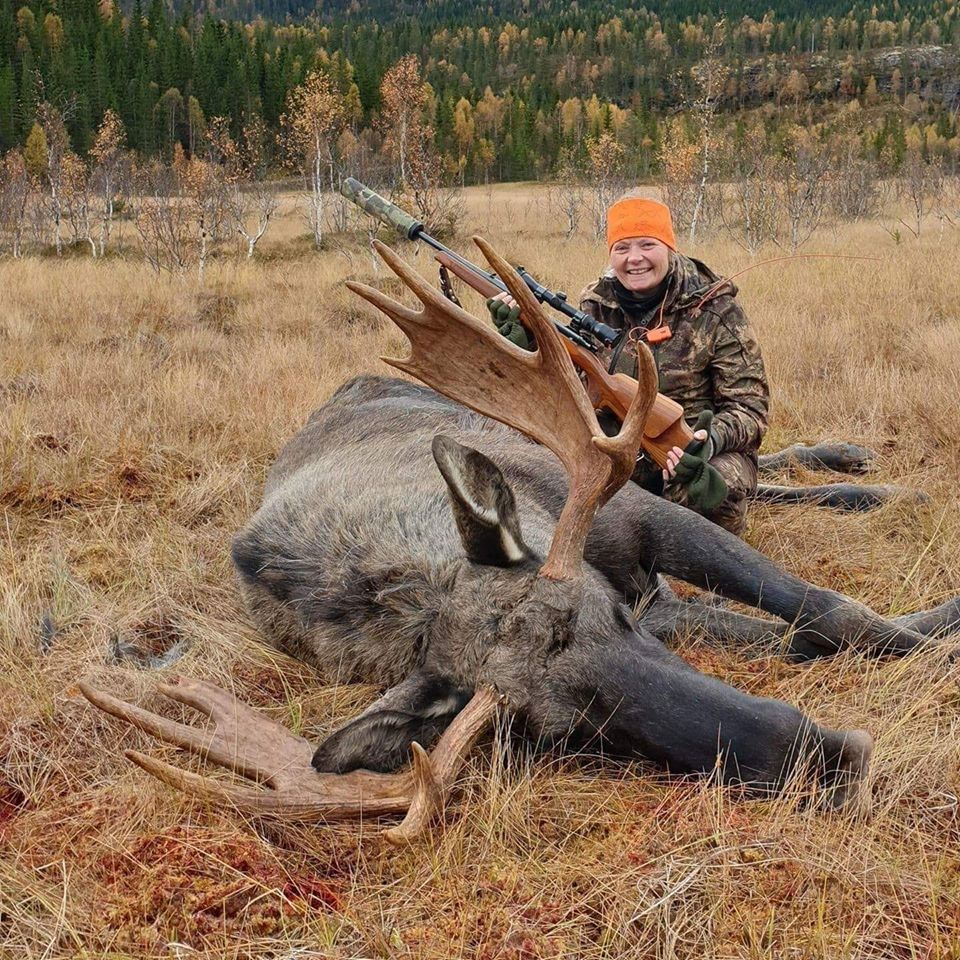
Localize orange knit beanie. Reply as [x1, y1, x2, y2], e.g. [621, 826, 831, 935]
[606, 198, 677, 251]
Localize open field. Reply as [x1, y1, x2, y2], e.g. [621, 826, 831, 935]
[1, 184, 959, 958]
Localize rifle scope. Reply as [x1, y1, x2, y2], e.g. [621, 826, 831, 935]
[515, 268, 619, 348]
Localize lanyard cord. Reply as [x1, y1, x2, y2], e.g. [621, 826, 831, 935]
[692, 253, 883, 312]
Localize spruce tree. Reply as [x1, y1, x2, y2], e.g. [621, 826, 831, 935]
[0, 61, 15, 150]
[17, 46, 38, 138]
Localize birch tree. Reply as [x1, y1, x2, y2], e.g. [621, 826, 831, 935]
[0, 150, 31, 257]
[686, 49, 728, 244]
[174, 141, 227, 283]
[281, 70, 346, 249]
[226, 116, 278, 258]
[61, 151, 96, 255]
[380, 55, 426, 188]
[776, 127, 831, 253]
[720, 123, 779, 253]
[35, 103, 71, 255]
[134, 159, 193, 276]
[89, 109, 129, 257]
[585, 132, 626, 240]
[379, 55, 461, 233]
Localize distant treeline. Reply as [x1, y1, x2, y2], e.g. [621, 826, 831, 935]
[2, 0, 959, 180]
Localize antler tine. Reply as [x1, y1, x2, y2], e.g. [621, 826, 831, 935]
[594, 343, 659, 500]
[79, 680, 218, 761]
[123, 750, 411, 823]
[81, 678, 311, 787]
[344, 280, 420, 329]
[384, 686, 501, 845]
[158, 676, 249, 721]
[372, 238, 477, 315]
[347, 240, 512, 357]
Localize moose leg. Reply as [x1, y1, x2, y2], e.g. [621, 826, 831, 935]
[892, 596, 960, 637]
[758, 442, 875, 476]
[638, 595, 792, 649]
[601, 494, 933, 659]
[311, 671, 472, 774]
[638, 593, 960, 653]
[754, 444, 927, 511]
[543, 622, 873, 808]
[752, 482, 928, 511]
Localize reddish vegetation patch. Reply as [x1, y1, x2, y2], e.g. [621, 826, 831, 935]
[104, 448, 202, 503]
[230, 658, 320, 708]
[0, 480, 88, 516]
[113, 462, 152, 498]
[0, 738, 27, 846]
[94, 825, 344, 950]
[283, 875, 343, 912]
[12, 792, 140, 868]
[230, 659, 295, 706]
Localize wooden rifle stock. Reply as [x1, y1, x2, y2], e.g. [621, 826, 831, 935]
[434, 252, 693, 469]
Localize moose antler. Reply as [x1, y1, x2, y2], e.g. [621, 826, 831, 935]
[79, 677, 500, 844]
[346, 237, 658, 580]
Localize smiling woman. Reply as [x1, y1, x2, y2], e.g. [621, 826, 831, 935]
[607, 235, 673, 293]
[489, 194, 771, 536]
[568, 194, 770, 536]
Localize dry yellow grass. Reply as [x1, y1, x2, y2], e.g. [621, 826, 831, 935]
[1, 185, 958, 959]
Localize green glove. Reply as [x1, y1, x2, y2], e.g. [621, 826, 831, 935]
[684, 410, 717, 461]
[486, 298, 531, 350]
[671, 410, 728, 513]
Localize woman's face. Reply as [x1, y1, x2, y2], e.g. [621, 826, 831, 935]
[609, 237, 671, 293]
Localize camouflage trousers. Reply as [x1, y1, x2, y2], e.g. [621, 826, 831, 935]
[633, 451, 759, 537]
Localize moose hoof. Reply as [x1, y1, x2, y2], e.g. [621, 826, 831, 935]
[820, 728, 874, 813]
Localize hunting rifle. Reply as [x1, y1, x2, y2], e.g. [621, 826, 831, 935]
[340, 177, 694, 469]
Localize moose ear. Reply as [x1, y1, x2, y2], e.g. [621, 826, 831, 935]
[432, 435, 530, 567]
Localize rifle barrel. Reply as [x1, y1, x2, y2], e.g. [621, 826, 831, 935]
[340, 177, 611, 352]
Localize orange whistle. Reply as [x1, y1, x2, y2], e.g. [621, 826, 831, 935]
[647, 326, 672, 344]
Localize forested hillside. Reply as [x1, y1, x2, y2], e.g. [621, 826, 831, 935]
[2, 0, 959, 181]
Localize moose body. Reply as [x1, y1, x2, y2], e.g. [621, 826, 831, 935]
[230, 373, 960, 804]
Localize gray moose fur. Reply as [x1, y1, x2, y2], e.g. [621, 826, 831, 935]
[232, 375, 957, 807]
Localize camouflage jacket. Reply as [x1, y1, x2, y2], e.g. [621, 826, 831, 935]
[578, 253, 769, 458]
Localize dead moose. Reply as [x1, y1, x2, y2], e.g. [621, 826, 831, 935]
[82, 238, 959, 841]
